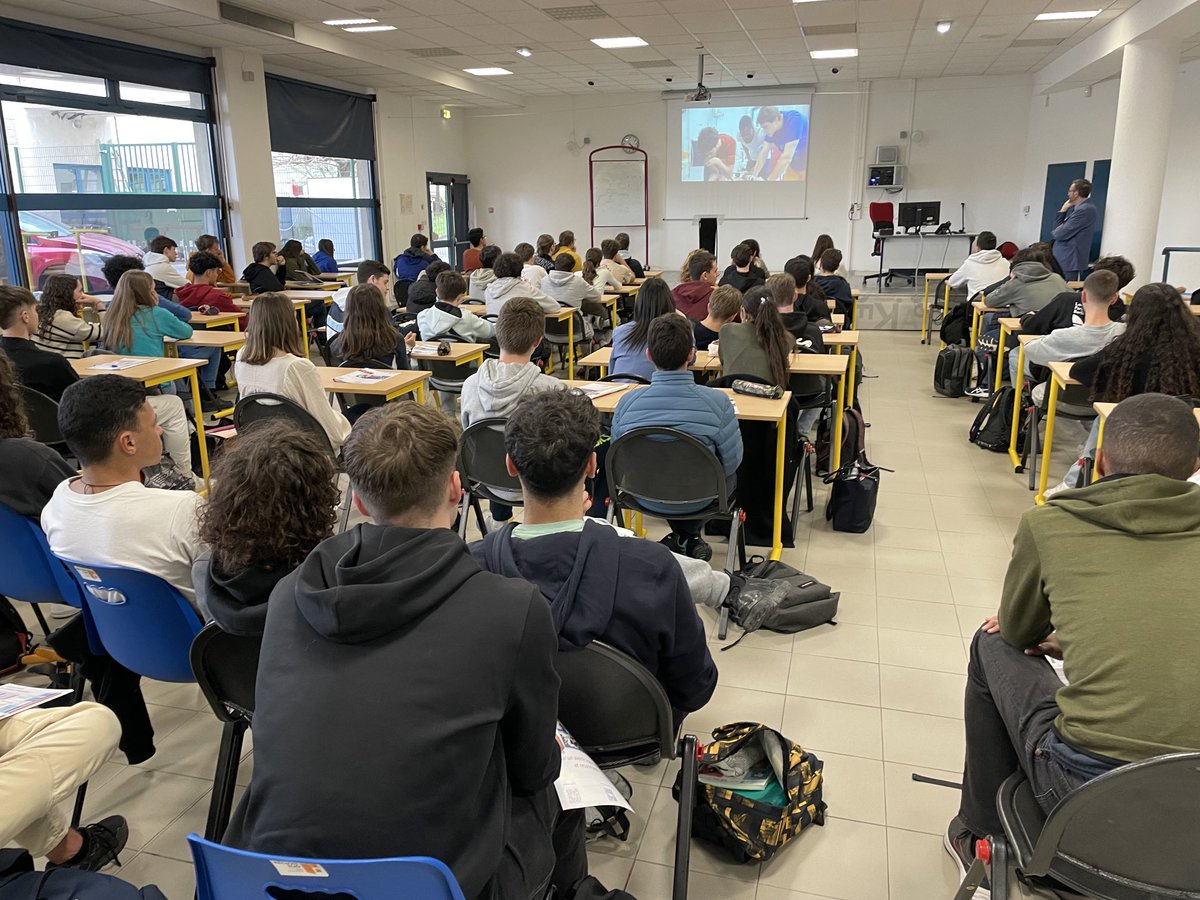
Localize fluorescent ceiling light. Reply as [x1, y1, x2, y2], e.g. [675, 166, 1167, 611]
[810, 48, 857, 59]
[323, 17, 376, 24]
[464, 67, 513, 76]
[936, 20, 952, 34]
[343, 24, 396, 31]
[1034, 9, 1100, 20]
[516, 46, 533, 57]
[792, 0, 830, 3]
[591, 37, 648, 48]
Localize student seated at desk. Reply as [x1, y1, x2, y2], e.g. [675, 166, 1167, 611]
[598, 239, 634, 284]
[814, 248, 854, 316]
[467, 245, 500, 301]
[612, 314, 743, 561]
[234, 292, 352, 451]
[228, 402, 601, 900]
[809, 234, 845, 278]
[42, 375, 204, 613]
[328, 259, 393, 337]
[614, 232, 644, 279]
[391, 233, 441, 283]
[717, 286, 794, 392]
[461, 298, 562, 528]
[1021, 255, 1133, 336]
[194, 420, 338, 635]
[610, 277, 675, 382]
[766, 273, 827, 353]
[406, 259, 450, 319]
[533, 233, 556, 272]
[694, 284, 741, 351]
[484, 252, 559, 316]
[584, 247, 623, 294]
[330, 283, 414, 369]
[243, 241, 287, 294]
[947, 394, 1200, 894]
[947, 231, 1009, 302]
[719, 242, 766, 294]
[0, 286, 84, 406]
[32, 275, 103, 359]
[418, 271, 496, 344]
[472, 388, 717, 728]
[781, 256, 834, 328]
[742, 237, 769, 278]
[312, 239, 338, 274]
[552, 230, 582, 272]
[672, 250, 718, 320]
[539, 253, 606, 318]
[462, 228, 486, 274]
[186, 234, 237, 285]
[143, 235, 187, 291]
[175, 252, 248, 328]
[516, 242, 546, 289]
[280, 239, 323, 284]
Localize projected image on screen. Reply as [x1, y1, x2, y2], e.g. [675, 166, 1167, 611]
[681, 103, 810, 183]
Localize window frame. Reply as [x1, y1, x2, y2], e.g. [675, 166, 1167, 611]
[274, 161, 383, 262]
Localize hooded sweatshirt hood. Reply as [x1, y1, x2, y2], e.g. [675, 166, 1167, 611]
[672, 280, 713, 320]
[468, 267, 496, 301]
[543, 270, 581, 291]
[969, 249, 1003, 266]
[1011, 261, 1054, 284]
[195, 556, 287, 636]
[463, 359, 560, 422]
[143, 251, 171, 269]
[1047, 474, 1200, 536]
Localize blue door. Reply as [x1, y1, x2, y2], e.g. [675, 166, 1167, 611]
[1040, 162, 1087, 243]
[1088, 159, 1110, 263]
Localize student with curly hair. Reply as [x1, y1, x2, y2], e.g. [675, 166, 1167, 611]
[194, 421, 339, 635]
[33, 275, 102, 359]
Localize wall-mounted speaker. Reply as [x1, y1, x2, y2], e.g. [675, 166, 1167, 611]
[875, 145, 900, 165]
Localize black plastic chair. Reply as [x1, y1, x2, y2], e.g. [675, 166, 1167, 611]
[788, 372, 831, 522]
[597, 373, 650, 385]
[189, 624, 262, 842]
[545, 308, 590, 373]
[457, 418, 524, 538]
[20, 386, 68, 452]
[233, 393, 354, 532]
[415, 335, 480, 411]
[1020, 380, 1097, 491]
[955, 752, 1200, 900]
[554, 641, 696, 900]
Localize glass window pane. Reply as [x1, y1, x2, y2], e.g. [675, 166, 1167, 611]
[272, 153, 372, 200]
[3, 100, 217, 195]
[278, 207, 376, 263]
[18, 207, 221, 291]
[0, 64, 107, 97]
[118, 82, 205, 109]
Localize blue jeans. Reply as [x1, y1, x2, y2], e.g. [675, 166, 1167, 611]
[178, 346, 220, 389]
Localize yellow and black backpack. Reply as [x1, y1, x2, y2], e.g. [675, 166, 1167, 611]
[673, 721, 826, 864]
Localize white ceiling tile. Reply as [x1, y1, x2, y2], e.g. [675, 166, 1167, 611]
[731, 6, 800, 30]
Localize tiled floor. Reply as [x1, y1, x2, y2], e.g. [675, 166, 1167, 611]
[19, 330, 1085, 899]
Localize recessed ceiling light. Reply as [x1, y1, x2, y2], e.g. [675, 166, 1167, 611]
[810, 48, 857, 59]
[792, 0, 829, 3]
[323, 17, 376, 25]
[464, 67, 513, 76]
[591, 36, 648, 48]
[1034, 9, 1100, 20]
[343, 24, 395, 31]
[936, 20, 952, 34]
[516, 47, 533, 57]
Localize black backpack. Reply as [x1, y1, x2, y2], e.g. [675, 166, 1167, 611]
[823, 408, 889, 533]
[939, 302, 971, 346]
[969, 386, 1021, 452]
[731, 559, 839, 635]
[934, 344, 974, 398]
[815, 406, 865, 475]
[0, 597, 32, 676]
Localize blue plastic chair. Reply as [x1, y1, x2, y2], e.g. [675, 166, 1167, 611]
[187, 834, 467, 900]
[0, 502, 82, 632]
[59, 558, 202, 683]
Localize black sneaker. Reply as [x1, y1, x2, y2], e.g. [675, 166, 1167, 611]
[684, 535, 712, 561]
[51, 816, 129, 871]
[658, 532, 687, 555]
[944, 816, 990, 900]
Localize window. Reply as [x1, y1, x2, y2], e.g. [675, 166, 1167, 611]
[0, 24, 222, 291]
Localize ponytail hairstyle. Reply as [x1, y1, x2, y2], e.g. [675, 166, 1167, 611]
[741, 285, 792, 389]
[554, 230, 575, 254]
[582, 248, 602, 284]
[536, 233, 555, 259]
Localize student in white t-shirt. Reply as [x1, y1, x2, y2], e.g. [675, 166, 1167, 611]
[41, 374, 204, 613]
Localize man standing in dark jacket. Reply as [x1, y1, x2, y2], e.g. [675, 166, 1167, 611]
[229, 402, 574, 900]
[1051, 178, 1099, 280]
[473, 389, 718, 728]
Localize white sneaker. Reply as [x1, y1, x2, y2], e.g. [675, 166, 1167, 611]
[965, 386, 990, 398]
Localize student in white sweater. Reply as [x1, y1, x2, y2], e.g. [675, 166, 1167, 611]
[33, 275, 102, 359]
[417, 271, 496, 343]
[948, 231, 1010, 300]
[598, 239, 634, 284]
[234, 292, 352, 450]
[41, 375, 204, 613]
[484, 252, 560, 316]
[515, 242, 546, 289]
[583, 247, 623, 293]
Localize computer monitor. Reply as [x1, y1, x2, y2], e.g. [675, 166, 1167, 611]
[897, 201, 941, 231]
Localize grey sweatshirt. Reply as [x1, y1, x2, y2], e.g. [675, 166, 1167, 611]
[984, 262, 1068, 317]
[1024, 321, 1126, 368]
[460, 359, 563, 429]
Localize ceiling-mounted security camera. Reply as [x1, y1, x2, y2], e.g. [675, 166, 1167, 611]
[686, 53, 711, 102]
[831, 67, 840, 74]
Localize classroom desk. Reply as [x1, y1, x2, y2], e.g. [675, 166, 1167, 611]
[164, 331, 246, 353]
[1066, 281, 1084, 290]
[566, 380, 793, 561]
[969, 298, 991, 350]
[850, 289, 861, 330]
[1035, 360, 1082, 504]
[316, 367, 430, 404]
[643, 270, 663, 279]
[599, 294, 621, 329]
[318, 273, 349, 284]
[993, 317, 1023, 394]
[1191, 304, 1200, 316]
[281, 289, 335, 300]
[410, 342, 489, 368]
[71, 355, 211, 483]
[920, 273, 951, 346]
[189, 311, 243, 331]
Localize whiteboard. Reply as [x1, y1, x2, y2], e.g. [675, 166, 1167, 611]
[592, 160, 645, 227]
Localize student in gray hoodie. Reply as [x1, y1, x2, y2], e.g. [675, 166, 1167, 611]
[484, 252, 560, 316]
[461, 298, 563, 527]
[467, 245, 501, 301]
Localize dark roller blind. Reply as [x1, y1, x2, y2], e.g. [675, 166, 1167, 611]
[0, 18, 213, 95]
[265, 74, 376, 160]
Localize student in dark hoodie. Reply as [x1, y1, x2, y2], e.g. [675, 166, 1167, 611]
[782, 256, 835, 328]
[228, 402, 587, 900]
[718, 242, 765, 293]
[242, 241, 286, 294]
[193, 421, 339, 635]
[813, 248, 854, 317]
[391, 232, 441, 283]
[473, 388, 718, 727]
[672, 250, 718, 320]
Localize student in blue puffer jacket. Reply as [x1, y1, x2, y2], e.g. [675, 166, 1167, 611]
[610, 312, 742, 560]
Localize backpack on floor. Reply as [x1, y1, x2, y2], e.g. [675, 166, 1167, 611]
[969, 386, 1020, 452]
[672, 722, 826, 865]
[730, 559, 839, 636]
[0, 597, 32, 677]
[814, 406, 865, 476]
[822, 408, 890, 533]
[939, 302, 971, 346]
[934, 344, 974, 398]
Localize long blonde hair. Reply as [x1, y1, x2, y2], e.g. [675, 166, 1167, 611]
[241, 293, 305, 365]
[104, 270, 158, 354]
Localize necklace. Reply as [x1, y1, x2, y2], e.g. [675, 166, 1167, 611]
[77, 478, 123, 495]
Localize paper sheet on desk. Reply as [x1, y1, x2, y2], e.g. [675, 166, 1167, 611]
[88, 357, 143, 370]
[554, 722, 633, 812]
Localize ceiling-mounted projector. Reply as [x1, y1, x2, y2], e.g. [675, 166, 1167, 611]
[686, 53, 711, 102]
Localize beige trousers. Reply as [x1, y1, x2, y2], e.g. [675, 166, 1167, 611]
[0, 702, 120, 856]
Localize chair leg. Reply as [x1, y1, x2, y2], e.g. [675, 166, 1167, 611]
[1027, 407, 1040, 492]
[472, 496, 487, 536]
[724, 512, 741, 576]
[338, 478, 354, 533]
[990, 836, 1008, 900]
[31, 603, 52, 637]
[672, 733, 697, 900]
[457, 491, 472, 539]
[71, 782, 87, 829]
[204, 720, 246, 842]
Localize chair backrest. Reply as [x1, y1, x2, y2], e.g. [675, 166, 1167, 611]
[1028, 751, 1200, 895]
[458, 418, 523, 501]
[60, 558, 202, 682]
[545, 308, 584, 340]
[188, 834, 467, 900]
[869, 201, 894, 225]
[598, 373, 650, 385]
[20, 386, 66, 445]
[234, 392, 335, 458]
[606, 426, 729, 508]
[190, 623, 262, 724]
[554, 641, 675, 767]
[0, 502, 80, 607]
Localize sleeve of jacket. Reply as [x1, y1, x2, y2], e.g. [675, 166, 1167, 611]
[156, 306, 194, 340]
[531, 286, 563, 314]
[157, 296, 193, 322]
[287, 360, 352, 450]
[49, 357, 81, 401]
[1020, 297, 1066, 336]
[947, 261, 970, 289]
[656, 560, 718, 714]
[158, 266, 187, 289]
[1023, 328, 1085, 367]
[983, 279, 1015, 310]
[1052, 206, 1091, 242]
[1068, 351, 1102, 391]
[712, 395, 744, 473]
[502, 591, 562, 796]
[456, 310, 496, 341]
[59, 311, 101, 343]
[998, 515, 1053, 649]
